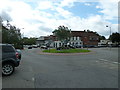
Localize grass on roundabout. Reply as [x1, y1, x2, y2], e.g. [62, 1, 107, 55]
[42, 48, 90, 53]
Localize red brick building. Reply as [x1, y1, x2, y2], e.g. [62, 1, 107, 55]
[71, 31, 100, 47]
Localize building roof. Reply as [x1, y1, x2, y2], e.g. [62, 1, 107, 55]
[71, 31, 99, 37]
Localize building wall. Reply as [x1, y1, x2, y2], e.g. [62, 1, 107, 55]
[53, 36, 83, 48]
[69, 36, 83, 47]
[36, 40, 44, 46]
[71, 31, 99, 46]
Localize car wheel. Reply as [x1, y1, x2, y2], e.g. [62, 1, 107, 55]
[2, 63, 15, 76]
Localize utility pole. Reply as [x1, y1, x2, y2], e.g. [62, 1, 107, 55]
[106, 25, 111, 50]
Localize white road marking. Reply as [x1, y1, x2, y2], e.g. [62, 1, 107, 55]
[32, 77, 35, 81]
[99, 59, 108, 62]
[113, 62, 120, 64]
[98, 59, 120, 64]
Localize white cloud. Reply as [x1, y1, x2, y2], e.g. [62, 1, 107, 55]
[84, 3, 91, 6]
[55, 7, 73, 19]
[60, 0, 77, 8]
[37, 1, 53, 10]
[0, 0, 118, 39]
[97, 0, 118, 20]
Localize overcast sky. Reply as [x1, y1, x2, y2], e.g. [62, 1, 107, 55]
[0, 0, 119, 38]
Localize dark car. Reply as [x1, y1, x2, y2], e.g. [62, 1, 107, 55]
[28, 46, 32, 49]
[68, 45, 75, 49]
[1, 44, 21, 76]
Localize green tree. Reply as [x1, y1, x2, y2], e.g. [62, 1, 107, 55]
[109, 32, 120, 45]
[52, 25, 71, 45]
[99, 35, 106, 40]
[22, 37, 37, 45]
[2, 20, 23, 49]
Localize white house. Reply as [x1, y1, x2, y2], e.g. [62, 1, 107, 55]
[98, 40, 112, 47]
[53, 36, 83, 48]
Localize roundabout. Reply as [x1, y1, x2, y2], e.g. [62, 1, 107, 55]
[39, 48, 92, 56]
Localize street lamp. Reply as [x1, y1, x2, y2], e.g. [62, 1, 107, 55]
[106, 25, 111, 37]
[106, 25, 111, 50]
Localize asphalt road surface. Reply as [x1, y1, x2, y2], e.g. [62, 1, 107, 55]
[2, 47, 119, 88]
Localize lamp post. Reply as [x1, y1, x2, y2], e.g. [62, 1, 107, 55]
[106, 25, 111, 37]
[106, 25, 111, 50]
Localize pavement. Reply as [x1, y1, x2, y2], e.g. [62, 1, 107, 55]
[2, 47, 119, 88]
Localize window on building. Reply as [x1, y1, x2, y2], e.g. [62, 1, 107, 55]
[96, 37, 99, 40]
[89, 37, 92, 40]
[73, 42, 74, 45]
[74, 37, 76, 40]
[59, 43, 61, 47]
[56, 43, 57, 47]
[54, 43, 55, 47]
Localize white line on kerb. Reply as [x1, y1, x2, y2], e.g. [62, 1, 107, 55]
[99, 59, 120, 64]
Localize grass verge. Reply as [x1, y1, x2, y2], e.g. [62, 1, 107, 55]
[42, 48, 90, 53]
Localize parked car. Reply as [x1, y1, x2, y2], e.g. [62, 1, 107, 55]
[1, 44, 21, 76]
[32, 45, 38, 48]
[40, 45, 48, 49]
[74, 45, 81, 48]
[16, 49, 21, 60]
[68, 45, 76, 49]
[28, 46, 32, 49]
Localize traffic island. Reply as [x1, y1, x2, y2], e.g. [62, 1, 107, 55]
[39, 48, 91, 56]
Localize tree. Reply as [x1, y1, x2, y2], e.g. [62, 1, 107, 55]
[22, 37, 37, 45]
[99, 35, 106, 40]
[2, 20, 23, 49]
[52, 25, 71, 45]
[109, 32, 120, 45]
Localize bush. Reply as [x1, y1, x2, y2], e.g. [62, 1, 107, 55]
[14, 45, 24, 49]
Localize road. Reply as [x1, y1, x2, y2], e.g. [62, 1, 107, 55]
[2, 48, 119, 88]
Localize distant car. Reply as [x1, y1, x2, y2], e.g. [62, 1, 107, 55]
[68, 45, 75, 49]
[28, 46, 32, 49]
[1, 44, 21, 76]
[41, 45, 48, 49]
[32, 45, 38, 48]
[75, 45, 81, 48]
[16, 49, 21, 60]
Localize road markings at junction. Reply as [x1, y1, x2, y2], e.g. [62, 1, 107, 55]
[113, 62, 120, 64]
[98, 59, 120, 64]
[99, 59, 108, 62]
